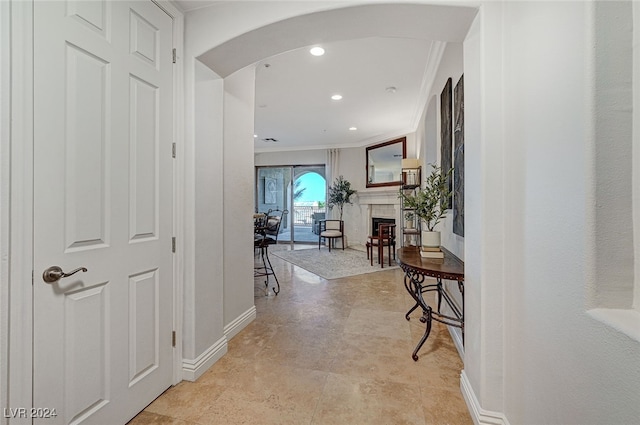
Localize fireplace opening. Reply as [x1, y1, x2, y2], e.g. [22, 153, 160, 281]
[371, 217, 395, 236]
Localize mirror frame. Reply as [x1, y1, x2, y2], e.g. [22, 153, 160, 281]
[365, 137, 407, 188]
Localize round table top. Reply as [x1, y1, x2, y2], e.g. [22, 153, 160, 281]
[396, 246, 464, 281]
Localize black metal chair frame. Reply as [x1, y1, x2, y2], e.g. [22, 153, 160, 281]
[254, 209, 288, 295]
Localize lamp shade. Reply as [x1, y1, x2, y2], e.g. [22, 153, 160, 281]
[401, 158, 420, 169]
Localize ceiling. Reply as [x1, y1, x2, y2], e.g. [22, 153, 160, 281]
[174, 1, 478, 153]
[253, 36, 435, 151]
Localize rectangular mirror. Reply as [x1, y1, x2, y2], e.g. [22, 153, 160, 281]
[366, 137, 407, 188]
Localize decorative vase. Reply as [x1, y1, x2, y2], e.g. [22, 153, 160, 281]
[405, 219, 414, 229]
[421, 231, 441, 248]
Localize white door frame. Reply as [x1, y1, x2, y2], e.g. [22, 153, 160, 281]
[1, 0, 184, 418]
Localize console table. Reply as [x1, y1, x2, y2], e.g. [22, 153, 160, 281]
[397, 246, 464, 361]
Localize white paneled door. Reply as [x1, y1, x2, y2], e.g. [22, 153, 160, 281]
[33, 1, 174, 423]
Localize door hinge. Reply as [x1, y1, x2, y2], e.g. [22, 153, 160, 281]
[172, 331, 176, 347]
[172, 237, 176, 253]
[172, 48, 176, 64]
[172, 142, 176, 158]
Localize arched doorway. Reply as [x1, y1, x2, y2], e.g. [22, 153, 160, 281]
[291, 167, 326, 243]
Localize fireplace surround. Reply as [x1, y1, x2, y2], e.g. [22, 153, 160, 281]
[371, 217, 395, 236]
[356, 189, 402, 244]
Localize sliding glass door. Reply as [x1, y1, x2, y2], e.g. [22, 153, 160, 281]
[255, 165, 326, 244]
[255, 167, 293, 243]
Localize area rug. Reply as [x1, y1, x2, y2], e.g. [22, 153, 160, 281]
[271, 247, 398, 280]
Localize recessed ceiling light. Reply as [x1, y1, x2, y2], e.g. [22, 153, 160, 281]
[386, 86, 397, 93]
[254, 134, 257, 138]
[331, 94, 343, 101]
[310, 46, 325, 56]
[349, 127, 357, 131]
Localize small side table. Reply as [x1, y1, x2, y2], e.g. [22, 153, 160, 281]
[397, 246, 464, 361]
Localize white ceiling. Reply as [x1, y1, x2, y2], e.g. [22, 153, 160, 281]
[253, 36, 435, 150]
[174, 1, 478, 153]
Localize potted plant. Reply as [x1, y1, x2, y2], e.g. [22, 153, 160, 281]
[327, 176, 357, 248]
[398, 164, 452, 248]
[327, 175, 357, 221]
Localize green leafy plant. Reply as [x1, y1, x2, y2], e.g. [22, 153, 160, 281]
[327, 176, 357, 221]
[293, 179, 306, 201]
[399, 164, 453, 231]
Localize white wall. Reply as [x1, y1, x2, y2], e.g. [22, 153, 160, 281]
[634, 1, 640, 311]
[222, 67, 256, 329]
[337, 145, 366, 243]
[0, 0, 9, 415]
[493, 2, 640, 423]
[592, 0, 634, 310]
[186, 61, 225, 361]
[463, 2, 507, 417]
[255, 149, 326, 166]
[420, 42, 465, 260]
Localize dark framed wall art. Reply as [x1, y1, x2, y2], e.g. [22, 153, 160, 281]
[453, 75, 464, 237]
[440, 78, 453, 209]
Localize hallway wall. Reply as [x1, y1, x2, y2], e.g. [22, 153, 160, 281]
[473, 2, 640, 423]
[183, 2, 640, 423]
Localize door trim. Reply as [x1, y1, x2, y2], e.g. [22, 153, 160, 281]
[2, 0, 185, 416]
[5, 0, 35, 415]
[154, 0, 185, 387]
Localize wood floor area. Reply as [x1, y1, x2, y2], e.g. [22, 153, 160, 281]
[129, 246, 472, 425]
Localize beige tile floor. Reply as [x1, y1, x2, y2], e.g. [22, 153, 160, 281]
[129, 246, 472, 425]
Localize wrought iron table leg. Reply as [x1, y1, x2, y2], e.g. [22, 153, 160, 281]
[405, 301, 420, 321]
[412, 306, 433, 361]
[403, 271, 424, 320]
[436, 278, 443, 313]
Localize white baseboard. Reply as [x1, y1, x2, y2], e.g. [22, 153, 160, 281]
[461, 370, 510, 425]
[182, 336, 227, 381]
[181, 306, 256, 382]
[447, 325, 465, 359]
[223, 305, 256, 340]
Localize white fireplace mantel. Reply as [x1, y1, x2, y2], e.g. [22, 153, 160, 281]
[355, 188, 402, 243]
[356, 188, 401, 206]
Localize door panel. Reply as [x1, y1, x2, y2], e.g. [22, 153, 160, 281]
[128, 268, 160, 384]
[64, 284, 109, 421]
[64, 43, 110, 251]
[129, 75, 159, 241]
[33, 1, 174, 423]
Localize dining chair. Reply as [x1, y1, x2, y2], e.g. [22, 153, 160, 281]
[366, 223, 396, 267]
[318, 219, 344, 251]
[255, 209, 288, 295]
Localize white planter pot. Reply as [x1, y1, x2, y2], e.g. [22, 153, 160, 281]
[405, 219, 414, 229]
[421, 231, 441, 248]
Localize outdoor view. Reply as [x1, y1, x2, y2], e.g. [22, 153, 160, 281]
[291, 171, 326, 242]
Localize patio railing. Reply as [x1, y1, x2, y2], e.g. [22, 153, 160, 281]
[293, 205, 326, 226]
